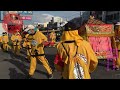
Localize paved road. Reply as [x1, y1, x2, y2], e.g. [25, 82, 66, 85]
[0, 47, 61, 79]
[0, 47, 120, 79]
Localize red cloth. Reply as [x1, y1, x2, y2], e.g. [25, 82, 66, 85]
[50, 41, 55, 46]
[43, 41, 50, 46]
[54, 54, 64, 67]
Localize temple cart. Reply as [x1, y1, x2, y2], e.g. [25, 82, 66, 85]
[78, 16, 118, 71]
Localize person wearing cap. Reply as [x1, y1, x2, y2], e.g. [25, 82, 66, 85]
[54, 22, 98, 79]
[23, 25, 38, 61]
[49, 29, 56, 47]
[114, 22, 120, 70]
[0, 32, 11, 51]
[24, 25, 53, 79]
[11, 31, 22, 55]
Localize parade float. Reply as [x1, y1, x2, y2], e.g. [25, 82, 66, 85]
[2, 11, 23, 35]
[78, 16, 118, 70]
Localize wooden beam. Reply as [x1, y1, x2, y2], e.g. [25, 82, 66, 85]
[41, 30, 60, 33]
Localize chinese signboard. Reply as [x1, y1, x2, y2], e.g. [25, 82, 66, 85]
[17, 11, 33, 15]
[8, 11, 18, 14]
[21, 16, 32, 20]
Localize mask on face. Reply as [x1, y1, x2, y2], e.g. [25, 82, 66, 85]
[28, 30, 32, 34]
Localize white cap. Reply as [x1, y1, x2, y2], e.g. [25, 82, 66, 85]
[24, 25, 35, 31]
[116, 22, 120, 25]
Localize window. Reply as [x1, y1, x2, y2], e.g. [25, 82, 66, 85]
[95, 11, 102, 15]
[99, 17, 102, 20]
[107, 11, 113, 13]
[114, 13, 119, 20]
[106, 14, 114, 21]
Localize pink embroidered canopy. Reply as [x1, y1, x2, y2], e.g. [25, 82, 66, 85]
[78, 17, 116, 59]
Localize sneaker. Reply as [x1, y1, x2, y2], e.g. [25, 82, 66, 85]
[25, 57, 28, 60]
[26, 75, 33, 79]
[48, 74, 53, 79]
[25, 57, 30, 63]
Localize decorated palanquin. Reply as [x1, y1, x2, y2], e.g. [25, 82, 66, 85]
[78, 16, 117, 60]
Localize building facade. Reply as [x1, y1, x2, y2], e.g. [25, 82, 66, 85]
[0, 11, 6, 36]
[81, 11, 91, 21]
[53, 16, 63, 23]
[47, 16, 65, 30]
[90, 11, 120, 24]
[0, 11, 4, 22]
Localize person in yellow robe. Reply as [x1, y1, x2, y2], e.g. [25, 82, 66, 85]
[24, 25, 53, 79]
[49, 29, 56, 47]
[54, 22, 98, 79]
[11, 31, 22, 55]
[22, 33, 32, 62]
[0, 32, 11, 51]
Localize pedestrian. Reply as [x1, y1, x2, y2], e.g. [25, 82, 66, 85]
[0, 32, 11, 52]
[49, 29, 56, 47]
[22, 32, 31, 62]
[11, 31, 22, 55]
[24, 25, 53, 79]
[54, 22, 98, 79]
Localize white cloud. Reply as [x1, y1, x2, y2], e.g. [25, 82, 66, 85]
[42, 14, 54, 22]
[35, 13, 64, 23]
[42, 14, 54, 17]
[24, 12, 68, 24]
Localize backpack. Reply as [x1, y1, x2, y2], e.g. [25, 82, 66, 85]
[61, 42, 90, 79]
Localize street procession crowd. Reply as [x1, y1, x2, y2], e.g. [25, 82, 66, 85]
[1, 15, 120, 79]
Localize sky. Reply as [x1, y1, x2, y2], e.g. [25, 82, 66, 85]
[24, 11, 82, 25]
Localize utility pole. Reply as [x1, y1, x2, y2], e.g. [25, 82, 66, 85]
[80, 11, 82, 26]
[102, 11, 106, 22]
